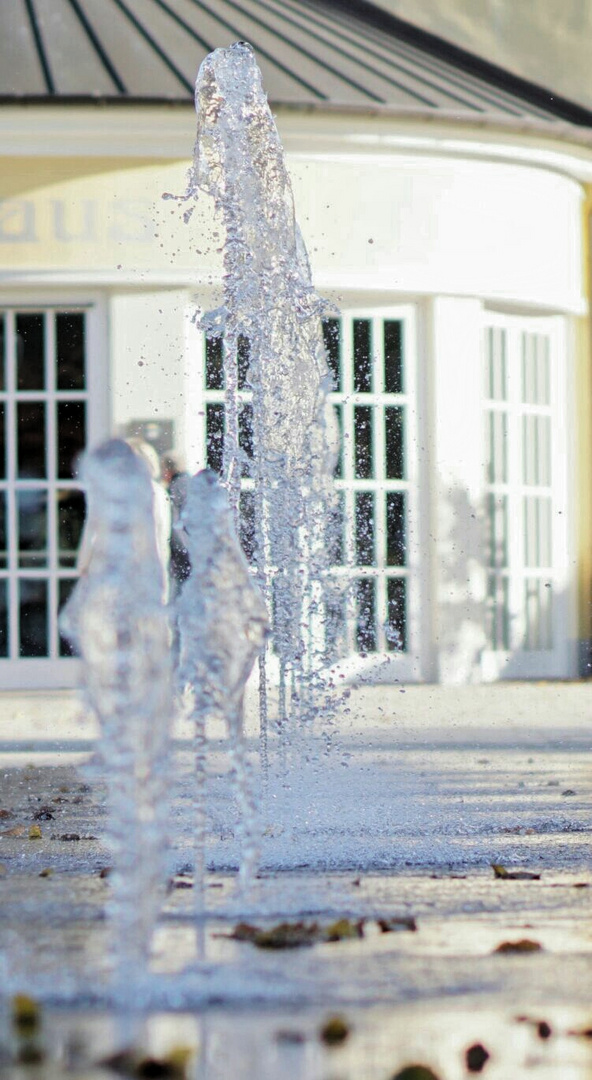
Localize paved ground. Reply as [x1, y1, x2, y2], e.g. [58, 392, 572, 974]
[0, 682, 590, 1078]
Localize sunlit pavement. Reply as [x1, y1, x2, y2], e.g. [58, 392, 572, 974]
[0, 682, 590, 1078]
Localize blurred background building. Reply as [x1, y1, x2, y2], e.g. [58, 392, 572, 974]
[1, 0, 592, 688]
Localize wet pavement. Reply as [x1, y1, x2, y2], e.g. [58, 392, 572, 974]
[0, 684, 590, 1078]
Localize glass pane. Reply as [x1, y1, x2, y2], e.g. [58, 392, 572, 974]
[0, 578, 7, 657]
[523, 578, 553, 651]
[522, 415, 551, 487]
[353, 319, 372, 393]
[333, 404, 343, 478]
[239, 490, 256, 564]
[0, 402, 5, 479]
[205, 403, 224, 473]
[487, 493, 508, 569]
[327, 490, 345, 565]
[354, 405, 373, 479]
[57, 401, 86, 479]
[386, 578, 406, 651]
[0, 492, 6, 569]
[56, 312, 85, 390]
[486, 573, 510, 650]
[17, 489, 47, 568]
[355, 491, 374, 566]
[16, 313, 45, 391]
[57, 489, 86, 567]
[384, 320, 403, 394]
[486, 327, 507, 401]
[205, 335, 224, 390]
[322, 318, 341, 390]
[386, 492, 406, 566]
[239, 403, 254, 478]
[17, 402, 46, 478]
[237, 334, 250, 390]
[487, 410, 507, 484]
[59, 578, 78, 657]
[0, 313, 4, 392]
[385, 406, 404, 480]
[19, 577, 48, 657]
[355, 577, 376, 652]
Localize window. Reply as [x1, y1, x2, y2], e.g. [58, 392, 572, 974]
[202, 308, 417, 663]
[0, 308, 89, 661]
[484, 317, 565, 657]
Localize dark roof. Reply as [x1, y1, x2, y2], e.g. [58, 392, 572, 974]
[2, 0, 592, 128]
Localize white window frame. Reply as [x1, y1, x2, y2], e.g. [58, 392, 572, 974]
[481, 310, 574, 680]
[195, 302, 423, 683]
[0, 293, 109, 690]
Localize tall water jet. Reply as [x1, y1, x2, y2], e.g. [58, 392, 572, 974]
[60, 439, 173, 1023]
[180, 41, 340, 753]
[176, 469, 269, 902]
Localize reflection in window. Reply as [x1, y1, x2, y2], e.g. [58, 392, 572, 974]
[239, 490, 256, 564]
[16, 313, 45, 391]
[17, 490, 48, 567]
[0, 492, 6, 569]
[205, 335, 224, 390]
[19, 578, 48, 657]
[0, 403, 5, 479]
[353, 319, 372, 393]
[59, 578, 78, 657]
[56, 312, 85, 390]
[17, 402, 46, 478]
[384, 320, 403, 394]
[322, 318, 341, 390]
[385, 406, 404, 480]
[57, 401, 86, 479]
[356, 577, 376, 652]
[386, 579, 406, 651]
[237, 334, 250, 390]
[354, 406, 372, 479]
[206, 403, 224, 473]
[58, 489, 86, 567]
[386, 492, 406, 566]
[0, 579, 7, 656]
[238, 403, 254, 477]
[355, 491, 374, 566]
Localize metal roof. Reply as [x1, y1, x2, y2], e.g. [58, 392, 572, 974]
[2, 0, 592, 128]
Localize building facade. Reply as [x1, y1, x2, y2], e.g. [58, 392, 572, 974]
[1, 0, 592, 687]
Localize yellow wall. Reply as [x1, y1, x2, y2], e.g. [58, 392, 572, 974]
[0, 157, 220, 274]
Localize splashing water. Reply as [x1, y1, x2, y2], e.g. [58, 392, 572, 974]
[60, 439, 173, 1019]
[180, 41, 340, 752]
[175, 469, 269, 901]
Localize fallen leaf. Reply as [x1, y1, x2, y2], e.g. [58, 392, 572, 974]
[378, 917, 417, 933]
[58, 834, 81, 842]
[100, 1049, 189, 1077]
[2, 825, 25, 838]
[324, 918, 365, 941]
[0, 809, 14, 820]
[567, 1026, 592, 1039]
[319, 1016, 350, 1046]
[28, 825, 42, 840]
[494, 939, 543, 954]
[390, 1067, 441, 1080]
[99, 867, 112, 879]
[33, 808, 54, 821]
[38, 868, 53, 878]
[491, 864, 540, 880]
[12, 994, 41, 1033]
[537, 1021, 552, 1039]
[466, 1043, 490, 1072]
[562, 790, 576, 796]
